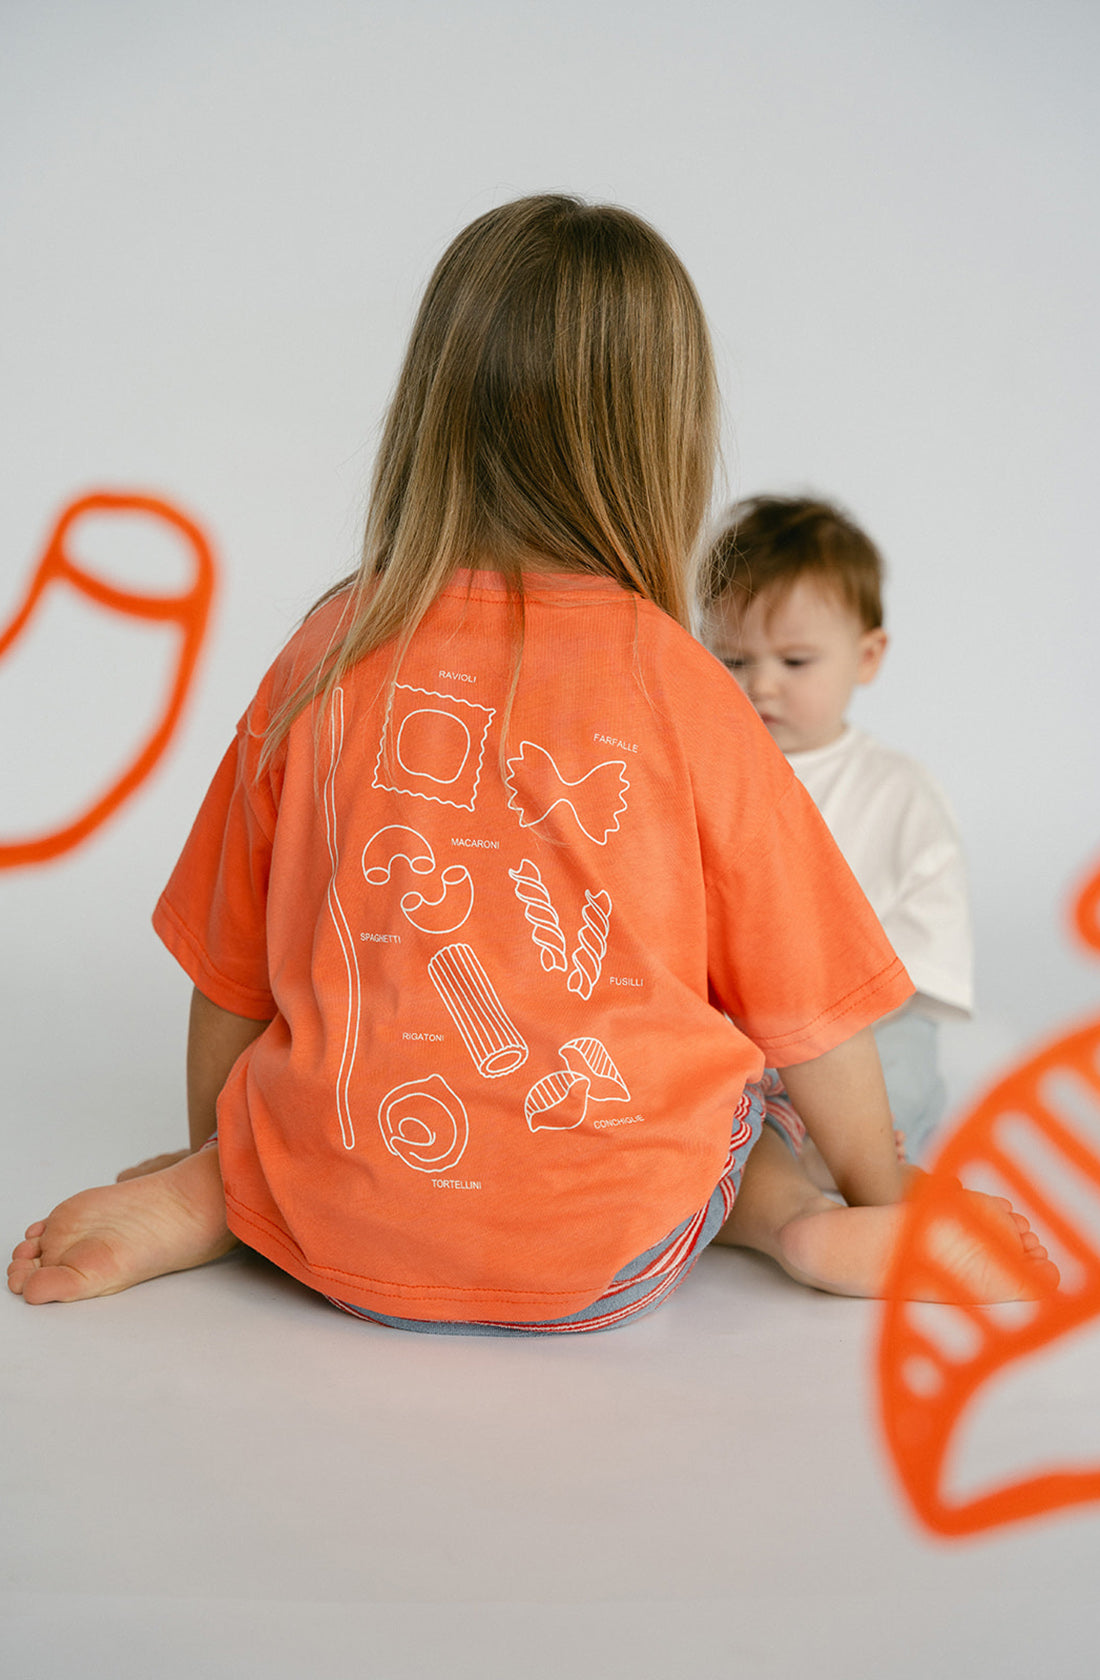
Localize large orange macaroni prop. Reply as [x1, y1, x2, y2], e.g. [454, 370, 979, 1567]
[0, 491, 215, 868]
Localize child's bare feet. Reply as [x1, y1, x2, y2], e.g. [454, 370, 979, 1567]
[775, 1192, 1058, 1303]
[719, 1127, 1059, 1303]
[116, 1147, 192, 1182]
[8, 1147, 235, 1304]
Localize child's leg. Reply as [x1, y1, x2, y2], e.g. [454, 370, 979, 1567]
[715, 1126, 1058, 1302]
[8, 1145, 235, 1305]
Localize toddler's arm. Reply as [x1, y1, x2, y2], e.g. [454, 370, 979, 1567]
[778, 1026, 907, 1207]
[187, 986, 270, 1150]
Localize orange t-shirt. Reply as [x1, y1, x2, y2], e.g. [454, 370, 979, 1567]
[154, 570, 912, 1321]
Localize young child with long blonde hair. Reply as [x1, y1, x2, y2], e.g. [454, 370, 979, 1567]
[9, 196, 1055, 1324]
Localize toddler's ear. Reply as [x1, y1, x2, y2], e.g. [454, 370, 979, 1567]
[857, 628, 888, 685]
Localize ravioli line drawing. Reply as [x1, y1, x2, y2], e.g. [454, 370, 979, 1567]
[503, 741, 629, 846]
[323, 688, 358, 1149]
[373, 684, 495, 812]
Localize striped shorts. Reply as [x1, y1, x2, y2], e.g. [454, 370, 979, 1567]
[330, 1072, 799, 1336]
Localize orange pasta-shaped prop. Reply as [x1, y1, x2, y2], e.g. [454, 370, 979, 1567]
[878, 853, 1100, 1537]
[0, 491, 215, 868]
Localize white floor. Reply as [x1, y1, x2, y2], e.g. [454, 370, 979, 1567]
[6, 1158, 1100, 1679]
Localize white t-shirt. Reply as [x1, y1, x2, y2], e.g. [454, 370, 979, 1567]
[786, 726, 972, 1021]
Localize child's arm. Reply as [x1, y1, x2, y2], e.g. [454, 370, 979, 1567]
[118, 987, 270, 1180]
[187, 986, 270, 1150]
[778, 1026, 908, 1207]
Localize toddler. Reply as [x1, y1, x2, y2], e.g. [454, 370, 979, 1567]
[704, 496, 971, 1164]
[9, 198, 1051, 1323]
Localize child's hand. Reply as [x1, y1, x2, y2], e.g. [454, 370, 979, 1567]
[116, 1148, 191, 1183]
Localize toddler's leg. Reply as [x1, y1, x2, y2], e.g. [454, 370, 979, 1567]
[8, 1145, 235, 1305]
[716, 1127, 1058, 1302]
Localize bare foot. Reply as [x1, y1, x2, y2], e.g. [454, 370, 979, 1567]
[8, 1147, 235, 1304]
[776, 1190, 1060, 1303]
[117, 1148, 191, 1182]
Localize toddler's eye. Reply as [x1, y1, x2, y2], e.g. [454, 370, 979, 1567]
[723, 657, 747, 672]
[783, 657, 811, 669]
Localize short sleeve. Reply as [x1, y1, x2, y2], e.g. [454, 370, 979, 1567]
[693, 698, 914, 1063]
[152, 703, 279, 1020]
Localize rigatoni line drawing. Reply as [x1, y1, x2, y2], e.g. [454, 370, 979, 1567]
[508, 857, 567, 971]
[568, 890, 612, 999]
[428, 942, 528, 1077]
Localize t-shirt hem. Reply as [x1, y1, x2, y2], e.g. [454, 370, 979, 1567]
[749, 957, 914, 1063]
[225, 1192, 611, 1323]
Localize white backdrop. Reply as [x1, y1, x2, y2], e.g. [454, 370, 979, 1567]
[3, 0, 1098, 1179]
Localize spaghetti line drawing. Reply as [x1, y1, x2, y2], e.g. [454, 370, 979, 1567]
[878, 850, 1100, 1537]
[508, 857, 567, 971]
[568, 890, 612, 999]
[323, 688, 359, 1150]
[378, 1074, 470, 1174]
[0, 490, 216, 869]
[428, 943, 528, 1077]
[503, 741, 629, 845]
[373, 684, 495, 812]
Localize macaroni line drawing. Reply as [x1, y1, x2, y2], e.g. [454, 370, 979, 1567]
[378, 1074, 470, 1174]
[401, 865, 474, 935]
[0, 490, 216, 869]
[373, 684, 495, 812]
[508, 857, 567, 971]
[323, 688, 359, 1150]
[361, 825, 436, 884]
[428, 943, 528, 1077]
[503, 741, 629, 846]
[568, 890, 612, 999]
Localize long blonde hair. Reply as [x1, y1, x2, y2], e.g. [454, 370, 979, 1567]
[264, 193, 719, 759]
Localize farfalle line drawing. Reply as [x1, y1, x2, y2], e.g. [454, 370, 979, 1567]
[503, 741, 629, 846]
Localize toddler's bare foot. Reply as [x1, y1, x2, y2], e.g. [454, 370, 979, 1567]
[776, 1190, 1059, 1303]
[117, 1147, 192, 1182]
[8, 1147, 235, 1304]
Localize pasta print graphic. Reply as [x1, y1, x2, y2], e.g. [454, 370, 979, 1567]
[428, 943, 528, 1077]
[378, 1074, 469, 1174]
[568, 890, 612, 999]
[508, 858, 567, 971]
[503, 741, 629, 845]
[525, 1037, 630, 1131]
[373, 684, 495, 812]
